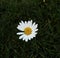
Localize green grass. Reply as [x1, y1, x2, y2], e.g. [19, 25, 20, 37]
[0, 0, 60, 58]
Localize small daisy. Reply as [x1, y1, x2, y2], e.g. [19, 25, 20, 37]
[17, 20, 38, 42]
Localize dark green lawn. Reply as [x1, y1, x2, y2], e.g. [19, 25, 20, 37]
[0, 0, 60, 58]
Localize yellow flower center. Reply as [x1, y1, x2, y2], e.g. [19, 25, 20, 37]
[24, 27, 32, 35]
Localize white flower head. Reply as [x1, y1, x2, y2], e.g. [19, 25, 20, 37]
[17, 20, 38, 42]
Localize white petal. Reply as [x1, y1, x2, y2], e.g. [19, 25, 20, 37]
[33, 24, 38, 30]
[21, 21, 24, 24]
[35, 29, 38, 31]
[33, 32, 37, 34]
[33, 29, 38, 31]
[19, 21, 23, 25]
[25, 21, 27, 24]
[27, 21, 31, 26]
[17, 32, 24, 35]
[33, 22, 36, 27]
[19, 35, 24, 39]
[25, 38, 29, 42]
[23, 36, 28, 42]
[19, 22, 21, 25]
[30, 20, 32, 23]
[28, 21, 32, 26]
[17, 26, 23, 31]
[28, 37, 31, 40]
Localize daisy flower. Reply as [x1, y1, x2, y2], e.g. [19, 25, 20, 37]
[17, 20, 38, 42]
